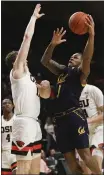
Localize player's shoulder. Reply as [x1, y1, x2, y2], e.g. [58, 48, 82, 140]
[13, 114, 16, 120]
[85, 84, 98, 91]
[9, 114, 16, 122]
[86, 84, 103, 95]
[10, 69, 31, 82]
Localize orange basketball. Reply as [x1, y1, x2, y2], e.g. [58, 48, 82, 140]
[69, 12, 88, 35]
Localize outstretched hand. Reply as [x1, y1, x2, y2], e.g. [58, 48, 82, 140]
[51, 27, 66, 46]
[33, 4, 45, 19]
[36, 80, 50, 89]
[85, 15, 95, 36]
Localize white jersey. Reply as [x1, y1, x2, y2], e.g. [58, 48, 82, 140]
[79, 84, 103, 133]
[1, 115, 16, 150]
[10, 70, 40, 119]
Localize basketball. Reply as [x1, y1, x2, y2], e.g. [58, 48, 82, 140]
[69, 12, 88, 35]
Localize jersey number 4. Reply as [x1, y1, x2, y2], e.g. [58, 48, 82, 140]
[6, 134, 10, 142]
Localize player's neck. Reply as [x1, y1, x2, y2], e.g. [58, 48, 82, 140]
[3, 112, 14, 121]
[68, 64, 75, 68]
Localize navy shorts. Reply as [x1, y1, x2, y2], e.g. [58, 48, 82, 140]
[54, 108, 89, 154]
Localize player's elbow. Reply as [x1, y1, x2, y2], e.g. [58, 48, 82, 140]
[42, 94, 50, 99]
[40, 58, 45, 65]
[39, 84, 51, 99]
[40, 92, 51, 99]
[41, 58, 49, 67]
[24, 32, 32, 41]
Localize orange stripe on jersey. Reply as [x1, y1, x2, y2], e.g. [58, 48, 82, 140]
[12, 145, 32, 151]
[12, 145, 30, 151]
[12, 145, 19, 151]
[33, 144, 42, 150]
[22, 146, 32, 151]
[1, 171, 12, 175]
[11, 162, 17, 170]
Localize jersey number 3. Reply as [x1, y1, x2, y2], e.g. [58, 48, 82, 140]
[6, 134, 10, 142]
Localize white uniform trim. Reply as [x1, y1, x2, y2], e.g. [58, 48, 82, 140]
[79, 84, 104, 147]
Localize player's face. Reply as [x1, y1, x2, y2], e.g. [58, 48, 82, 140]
[68, 53, 82, 67]
[2, 99, 13, 113]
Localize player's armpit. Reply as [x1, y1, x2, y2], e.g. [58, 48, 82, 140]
[80, 59, 91, 79]
[12, 64, 25, 79]
[80, 70, 89, 85]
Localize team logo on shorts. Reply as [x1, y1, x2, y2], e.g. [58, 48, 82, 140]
[78, 126, 85, 135]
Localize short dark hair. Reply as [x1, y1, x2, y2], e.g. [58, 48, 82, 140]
[5, 51, 18, 69]
[2, 98, 13, 105]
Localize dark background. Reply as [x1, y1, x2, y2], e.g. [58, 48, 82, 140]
[1, 1, 104, 86]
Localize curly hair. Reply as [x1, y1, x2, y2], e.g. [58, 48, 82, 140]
[5, 51, 18, 69]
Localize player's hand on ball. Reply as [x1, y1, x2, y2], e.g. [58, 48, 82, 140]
[33, 4, 45, 19]
[85, 15, 95, 36]
[51, 27, 66, 46]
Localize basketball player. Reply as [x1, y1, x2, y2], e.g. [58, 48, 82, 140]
[41, 15, 102, 174]
[1, 98, 17, 175]
[78, 84, 104, 174]
[5, 4, 51, 175]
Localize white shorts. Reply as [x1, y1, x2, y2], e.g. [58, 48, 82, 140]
[2, 149, 17, 172]
[11, 117, 42, 159]
[76, 125, 103, 161]
[89, 125, 103, 147]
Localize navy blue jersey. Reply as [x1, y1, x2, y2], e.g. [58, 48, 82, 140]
[49, 66, 84, 113]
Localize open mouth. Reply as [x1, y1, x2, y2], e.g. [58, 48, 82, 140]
[69, 60, 74, 64]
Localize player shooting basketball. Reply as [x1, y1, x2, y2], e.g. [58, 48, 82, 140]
[41, 14, 102, 174]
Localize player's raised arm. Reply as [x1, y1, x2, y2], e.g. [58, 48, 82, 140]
[13, 4, 44, 78]
[41, 27, 66, 75]
[80, 15, 95, 83]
